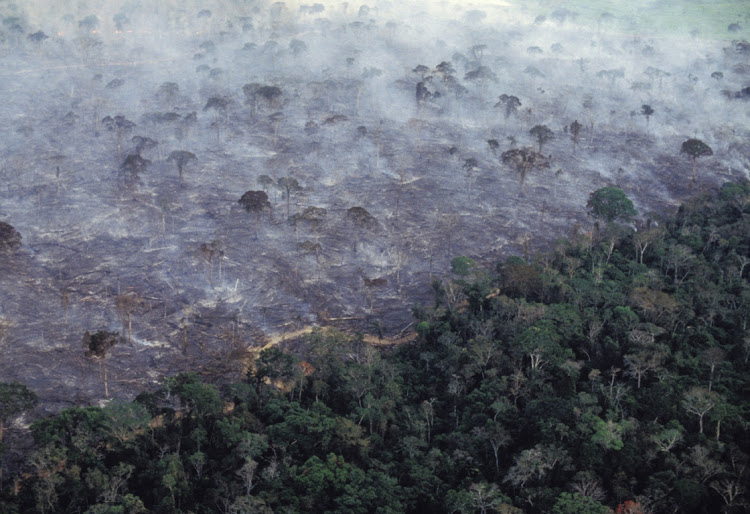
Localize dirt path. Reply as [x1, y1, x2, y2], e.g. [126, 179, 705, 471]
[253, 324, 417, 353]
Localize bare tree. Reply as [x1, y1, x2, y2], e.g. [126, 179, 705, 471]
[346, 207, 378, 253]
[167, 150, 197, 182]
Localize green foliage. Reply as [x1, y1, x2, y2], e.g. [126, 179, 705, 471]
[0, 382, 38, 425]
[553, 492, 608, 514]
[4, 182, 750, 514]
[451, 255, 476, 276]
[587, 187, 637, 223]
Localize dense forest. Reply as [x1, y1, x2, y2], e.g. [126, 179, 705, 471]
[1, 180, 748, 513]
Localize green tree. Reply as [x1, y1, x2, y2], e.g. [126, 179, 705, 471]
[451, 256, 476, 276]
[553, 492, 608, 513]
[0, 382, 37, 442]
[587, 187, 637, 223]
[680, 139, 713, 182]
[682, 386, 720, 434]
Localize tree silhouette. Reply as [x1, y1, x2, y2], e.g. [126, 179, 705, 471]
[157, 82, 179, 108]
[501, 147, 549, 189]
[203, 97, 230, 112]
[131, 136, 157, 155]
[239, 191, 271, 238]
[681, 139, 713, 182]
[258, 174, 274, 193]
[495, 94, 521, 119]
[277, 177, 303, 218]
[641, 105, 654, 126]
[27, 31, 48, 44]
[0, 221, 22, 251]
[346, 207, 378, 253]
[569, 120, 582, 149]
[529, 125, 553, 152]
[120, 154, 150, 200]
[78, 15, 99, 33]
[167, 150, 197, 182]
[102, 115, 136, 160]
[290, 206, 327, 254]
[243, 84, 282, 119]
[644, 66, 670, 89]
[463, 158, 480, 198]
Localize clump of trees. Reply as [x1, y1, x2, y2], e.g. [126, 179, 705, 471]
[3, 182, 749, 513]
[587, 186, 637, 223]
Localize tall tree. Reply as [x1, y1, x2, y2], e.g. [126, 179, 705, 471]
[238, 191, 271, 238]
[569, 120, 582, 149]
[277, 177, 303, 218]
[346, 207, 378, 253]
[529, 124, 553, 153]
[495, 94, 521, 119]
[681, 139, 713, 182]
[587, 187, 637, 223]
[641, 104, 654, 126]
[167, 150, 197, 182]
[682, 386, 720, 434]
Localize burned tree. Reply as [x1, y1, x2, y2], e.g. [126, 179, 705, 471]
[167, 150, 197, 182]
[529, 124, 553, 153]
[102, 115, 136, 160]
[243, 84, 282, 119]
[463, 158, 480, 198]
[258, 174, 275, 193]
[641, 105, 654, 126]
[681, 139, 713, 182]
[501, 147, 549, 189]
[0, 221, 22, 251]
[290, 206, 327, 257]
[569, 120, 582, 149]
[239, 190, 271, 238]
[115, 293, 143, 345]
[495, 94, 521, 119]
[157, 82, 179, 108]
[277, 177, 303, 218]
[346, 207, 378, 254]
[131, 136, 158, 155]
[120, 154, 150, 200]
